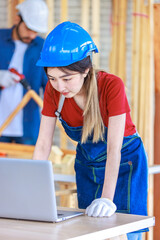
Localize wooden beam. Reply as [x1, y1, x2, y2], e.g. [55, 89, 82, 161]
[131, 0, 142, 127]
[81, 0, 90, 32]
[92, 0, 100, 68]
[46, 0, 54, 34]
[110, 0, 119, 75]
[61, 0, 68, 22]
[138, 2, 147, 140]
[0, 90, 77, 147]
[109, 0, 127, 83]
[60, 0, 68, 147]
[117, 0, 127, 83]
[7, 0, 19, 27]
[0, 142, 34, 159]
[153, 4, 160, 240]
[0, 91, 32, 136]
[131, 1, 154, 240]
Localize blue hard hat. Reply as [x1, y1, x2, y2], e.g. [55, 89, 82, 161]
[36, 21, 98, 67]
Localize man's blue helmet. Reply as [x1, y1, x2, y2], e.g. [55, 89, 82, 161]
[37, 21, 98, 67]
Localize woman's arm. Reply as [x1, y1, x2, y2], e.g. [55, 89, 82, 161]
[101, 113, 126, 200]
[85, 113, 126, 217]
[33, 115, 57, 160]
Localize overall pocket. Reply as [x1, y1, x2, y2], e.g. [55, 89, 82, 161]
[114, 160, 133, 213]
[74, 160, 105, 209]
[75, 158, 133, 212]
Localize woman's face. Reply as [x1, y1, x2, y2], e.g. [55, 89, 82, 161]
[47, 67, 88, 98]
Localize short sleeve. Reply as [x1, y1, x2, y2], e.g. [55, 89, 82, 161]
[106, 75, 130, 117]
[41, 81, 59, 117]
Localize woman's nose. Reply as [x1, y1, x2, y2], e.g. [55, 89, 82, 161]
[57, 80, 65, 92]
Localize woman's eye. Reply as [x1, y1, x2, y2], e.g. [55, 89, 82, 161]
[48, 77, 55, 81]
[64, 78, 71, 81]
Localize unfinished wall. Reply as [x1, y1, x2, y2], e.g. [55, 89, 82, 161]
[0, 0, 7, 28]
[0, 0, 133, 95]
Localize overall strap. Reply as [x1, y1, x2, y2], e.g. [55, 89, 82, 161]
[55, 95, 65, 118]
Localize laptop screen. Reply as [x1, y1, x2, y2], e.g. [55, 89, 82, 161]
[0, 158, 58, 222]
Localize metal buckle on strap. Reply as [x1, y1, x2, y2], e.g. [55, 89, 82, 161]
[55, 110, 61, 118]
[55, 95, 65, 118]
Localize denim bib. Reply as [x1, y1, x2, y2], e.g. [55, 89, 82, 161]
[56, 97, 148, 232]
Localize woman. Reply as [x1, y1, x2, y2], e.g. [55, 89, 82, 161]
[33, 21, 148, 240]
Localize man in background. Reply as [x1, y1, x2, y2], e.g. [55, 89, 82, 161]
[0, 0, 48, 145]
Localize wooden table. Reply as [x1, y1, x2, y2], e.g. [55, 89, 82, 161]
[0, 210, 155, 240]
[0, 143, 155, 239]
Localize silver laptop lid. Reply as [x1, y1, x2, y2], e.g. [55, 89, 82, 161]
[0, 158, 58, 222]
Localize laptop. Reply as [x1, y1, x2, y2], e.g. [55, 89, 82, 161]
[0, 158, 83, 222]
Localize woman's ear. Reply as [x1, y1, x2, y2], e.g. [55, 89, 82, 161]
[84, 68, 90, 77]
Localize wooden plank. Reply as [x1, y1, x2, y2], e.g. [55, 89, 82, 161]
[138, 2, 148, 140]
[58, 182, 77, 208]
[81, 0, 90, 32]
[153, 4, 160, 240]
[145, 1, 154, 166]
[61, 0, 68, 22]
[0, 142, 34, 158]
[110, 0, 119, 75]
[46, 0, 54, 33]
[154, 93, 160, 240]
[60, 132, 68, 149]
[0, 142, 34, 152]
[7, 0, 19, 27]
[154, 4, 160, 93]
[145, 2, 154, 240]
[0, 142, 76, 164]
[117, 0, 127, 83]
[55, 188, 77, 196]
[131, 0, 141, 127]
[0, 91, 31, 136]
[0, 90, 77, 147]
[131, 2, 154, 240]
[109, 0, 127, 83]
[92, 0, 100, 68]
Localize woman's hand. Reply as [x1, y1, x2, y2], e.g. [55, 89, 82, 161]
[85, 198, 117, 217]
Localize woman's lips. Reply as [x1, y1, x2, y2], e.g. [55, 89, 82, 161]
[62, 92, 69, 96]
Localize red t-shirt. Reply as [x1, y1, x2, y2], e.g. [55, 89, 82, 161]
[42, 71, 136, 136]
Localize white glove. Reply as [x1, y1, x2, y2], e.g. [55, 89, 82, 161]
[0, 70, 21, 88]
[85, 198, 117, 217]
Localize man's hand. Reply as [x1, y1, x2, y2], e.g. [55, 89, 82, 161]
[85, 198, 117, 217]
[0, 70, 22, 88]
[9, 68, 25, 83]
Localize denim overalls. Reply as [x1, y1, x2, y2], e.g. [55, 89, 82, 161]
[56, 96, 148, 228]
